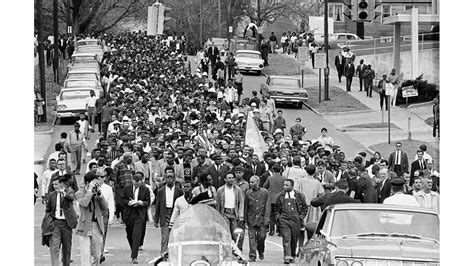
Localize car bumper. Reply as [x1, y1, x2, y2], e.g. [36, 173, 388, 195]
[57, 110, 85, 118]
[271, 96, 308, 103]
[236, 66, 263, 72]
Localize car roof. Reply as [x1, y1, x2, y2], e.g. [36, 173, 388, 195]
[72, 53, 97, 57]
[61, 87, 98, 92]
[269, 75, 300, 80]
[326, 203, 439, 215]
[77, 39, 99, 42]
[236, 50, 261, 54]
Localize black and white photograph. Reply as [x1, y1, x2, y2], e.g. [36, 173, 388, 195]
[11, 0, 465, 264]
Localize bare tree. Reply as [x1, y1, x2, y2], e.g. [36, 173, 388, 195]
[286, 1, 322, 32]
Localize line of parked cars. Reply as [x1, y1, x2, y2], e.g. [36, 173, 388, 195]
[56, 38, 104, 124]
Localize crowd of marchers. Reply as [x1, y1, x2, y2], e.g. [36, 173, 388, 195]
[35, 31, 440, 265]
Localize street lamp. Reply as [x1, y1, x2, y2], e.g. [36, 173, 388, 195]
[324, 0, 330, 100]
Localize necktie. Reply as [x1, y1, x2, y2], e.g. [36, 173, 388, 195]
[395, 152, 399, 165]
[253, 165, 257, 174]
[217, 165, 220, 172]
[58, 193, 63, 217]
[76, 131, 79, 141]
[419, 160, 423, 169]
[286, 192, 290, 198]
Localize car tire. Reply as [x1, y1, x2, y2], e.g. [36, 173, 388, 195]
[297, 102, 303, 109]
[256, 70, 262, 76]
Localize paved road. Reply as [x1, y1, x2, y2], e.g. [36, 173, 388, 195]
[34, 60, 368, 265]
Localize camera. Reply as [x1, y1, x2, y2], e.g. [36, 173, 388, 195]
[92, 182, 101, 194]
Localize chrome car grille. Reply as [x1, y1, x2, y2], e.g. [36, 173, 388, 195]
[336, 258, 439, 266]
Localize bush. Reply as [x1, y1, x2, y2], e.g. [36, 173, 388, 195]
[396, 74, 439, 105]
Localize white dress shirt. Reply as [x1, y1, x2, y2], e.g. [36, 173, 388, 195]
[101, 183, 115, 222]
[165, 185, 176, 208]
[41, 169, 58, 197]
[224, 186, 235, 209]
[55, 192, 66, 220]
[284, 190, 296, 199]
[383, 192, 420, 207]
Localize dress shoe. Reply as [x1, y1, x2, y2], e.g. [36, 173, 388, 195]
[100, 256, 105, 263]
[259, 253, 264, 260]
[289, 257, 295, 263]
[249, 258, 256, 262]
[284, 259, 291, 264]
[139, 246, 143, 251]
[132, 258, 138, 264]
[269, 231, 274, 236]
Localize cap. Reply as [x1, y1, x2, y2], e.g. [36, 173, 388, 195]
[250, 102, 257, 107]
[202, 72, 208, 76]
[238, 113, 244, 118]
[295, 117, 301, 122]
[224, 119, 232, 124]
[390, 177, 406, 186]
[253, 109, 260, 113]
[358, 152, 367, 157]
[273, 128, 283, 135]
[235, 166, 245, 172]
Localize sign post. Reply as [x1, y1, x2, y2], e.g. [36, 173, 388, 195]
[401, 85, 418, 105]
[297, 47, 309, 87]
[314, 53, 326, 103]
[384, 83, 396, 144]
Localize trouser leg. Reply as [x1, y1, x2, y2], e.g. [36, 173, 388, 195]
[49, 224, 62, 266]
[102, 214, 109, 256]
[256, 225, 266, 256]
[248, 226, 257, 259]
[90, 222, 103, 265]
[269, 204, 276, 234]
[160, 226, 170, 255]
[60, 222, 73, 266]
[280, 219, 292, 259]
[360, 78, 363, 91]
[78, 235, 91, 266]
[132, 218, 144, 259]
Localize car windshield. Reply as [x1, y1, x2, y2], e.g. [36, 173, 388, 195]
[65, 80, 97, 88]
[331, 209, 439, 241]
[72, 56, 96, 62]
[67, 73, 98, 80]
[270, 78, 300, 87]
[236, 53, 261, 59]
[60, 90, 91, 100]
[78, 40, 100, 46]
[168, 205, 234, 265]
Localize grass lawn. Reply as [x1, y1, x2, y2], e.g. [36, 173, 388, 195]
[34, 55, 68, 128]
[306, 86, 370, 113]
[263, 53, 314, 76]
[345, 123, 400, 130]
[369, 139, 440, 169]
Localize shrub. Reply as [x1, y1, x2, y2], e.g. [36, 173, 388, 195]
[396, 74, 439, 105]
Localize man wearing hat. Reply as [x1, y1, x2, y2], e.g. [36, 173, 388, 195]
[383, 177, 419, 207]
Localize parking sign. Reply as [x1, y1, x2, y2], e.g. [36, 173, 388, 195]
[297, 47, 309, 61]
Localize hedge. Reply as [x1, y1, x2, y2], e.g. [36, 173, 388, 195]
[396, 74, 439, 105]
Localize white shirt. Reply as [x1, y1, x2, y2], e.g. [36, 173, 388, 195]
[47, 151, 60, 163]
[100, 183, 115, 222]
[284, 190, 296, 199]
[169, 195, 191, 227]
[413, 152, 433, 163]
[55, 192, 66, 220]
[383, 193, 420, 207]
[224, 185, 235, 209]
[395, 150, 402, 165]
[86, 96, 98, 108]
[134, 185, 140, 201]
[78, 119, 88, 134]
[41, 169, 58, 197]
[317, 136, 334, 147]
[165, 185, 176, 208]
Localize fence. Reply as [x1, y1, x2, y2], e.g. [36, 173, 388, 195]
[342, 33, 439, 57]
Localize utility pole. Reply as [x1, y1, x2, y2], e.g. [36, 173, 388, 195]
[37, 0, 47, 122]
[324, 0, 329, 100]
[256, 0, 261, 50]
[199, 0, 203, 46]
[218, 0, 222, 38]
[53, 0, 59, 83]
[227, 0, 232, 45]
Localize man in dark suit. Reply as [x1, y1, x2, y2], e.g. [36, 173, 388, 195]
[48, 158, 78, 194]
[355, 59, 367, 91]
[207, 154, 231, 190]
[249, 154, 266, 178]
[207, 41, 220, 75]
[45, 176, 78, 266]
[154, 167, 183, 255]
[122, 172, 150, 264]
[344, 58, 355, 92]
[335, 50, 345, 83]
[376, 168, 392, 203]
[409, 150, 428, 186]
[388, 141, 409, 178]
[262, 164, 286, 236]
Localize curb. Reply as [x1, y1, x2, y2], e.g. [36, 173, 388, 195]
[322, 109, 374, 116]
[338, 127, 401, 132]
[406, 101, 433, 109]
[303, 102, 322, 116]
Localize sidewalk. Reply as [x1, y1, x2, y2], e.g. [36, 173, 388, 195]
[283, 53, 438, 153]
[34, 124, 55, 176]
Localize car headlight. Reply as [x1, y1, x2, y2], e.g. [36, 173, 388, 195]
[336, 260, 349, 266]
[259, 64, 264, 68]
[351, 261, 363, 266]
[57, 104, 67, 110]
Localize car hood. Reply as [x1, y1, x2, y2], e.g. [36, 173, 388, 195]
[235, 57, 263, 64]
[57, 98, 87, 109]
[330, 238, 439, 262]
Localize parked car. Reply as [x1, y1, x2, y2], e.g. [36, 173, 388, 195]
[68, 53, 99, 68]
[66, 69, 100, 82]
[76, 46, 104, 61]
[299, 204, 439, 265]
[314, 33, 362, 49]
[229, 38, 257, 54]
[67, 65, 100, 75]
[63, 79, 103, 94]
[76, 38, 101, 47]
[56, 87, 100, 123]
[204, 38, 228, 56]
[235, 50, 264, 75]
[260, 76, 308, 108]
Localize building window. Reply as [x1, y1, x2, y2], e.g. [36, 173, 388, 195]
[382, 5, 391, 18]
[405, 5, 413, 10]
[329, 3, 344, 22]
